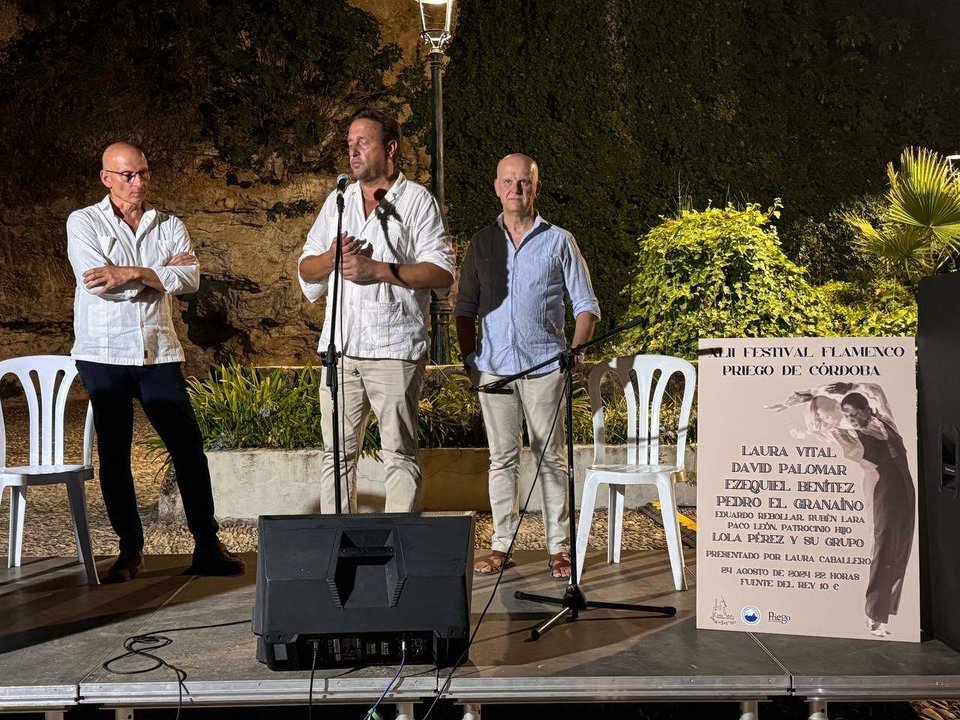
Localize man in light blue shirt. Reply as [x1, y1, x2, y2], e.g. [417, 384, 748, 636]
[455, 153, 600, 579]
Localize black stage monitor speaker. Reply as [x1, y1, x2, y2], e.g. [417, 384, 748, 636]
[918, 274, 960, 651]
[253, 512, 474, 670]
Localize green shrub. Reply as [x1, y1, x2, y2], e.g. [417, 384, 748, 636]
[145, 364, 644, 460]
[188, 362, 326, 451]
[407, 0, 960, 330]
[779, 195, 885, 285]
[821, 279, 917, 337]
[618, 202, 830, 360]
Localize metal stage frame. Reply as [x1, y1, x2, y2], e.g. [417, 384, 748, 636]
[2, 550, 960, 719]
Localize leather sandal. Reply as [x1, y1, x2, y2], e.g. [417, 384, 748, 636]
[473, 550, 515, 576]
[548, 552, 572, 580]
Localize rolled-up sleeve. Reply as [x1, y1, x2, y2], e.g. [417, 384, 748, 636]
[562, 233, 601, 320]
[411, 195, 455, 278]
[453, 239, 479, 319]
[152, 218, 199, 296]
[66, 211, 142, 301]
[298, 197, 334, 303]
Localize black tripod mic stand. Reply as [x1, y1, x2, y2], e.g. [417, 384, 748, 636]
[476, 317, 676, 640]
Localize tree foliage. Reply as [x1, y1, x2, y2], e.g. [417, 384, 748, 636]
[820, 279, 916, 338]
[0, 0, 400, 199]
[619, 203, 830, 359]
[409, 0, 960, 327]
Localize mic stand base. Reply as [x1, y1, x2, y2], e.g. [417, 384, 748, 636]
[477, 316, 679, 641]
[514, 582, 676, 641]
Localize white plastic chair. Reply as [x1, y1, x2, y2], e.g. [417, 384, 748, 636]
[0, 355, 99, 584]
[575, 355, 695, 591]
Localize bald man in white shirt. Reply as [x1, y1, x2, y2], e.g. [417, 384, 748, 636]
[68, 142, 244, 583]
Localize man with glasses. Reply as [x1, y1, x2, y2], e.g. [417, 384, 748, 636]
[67, 142, 244, 583]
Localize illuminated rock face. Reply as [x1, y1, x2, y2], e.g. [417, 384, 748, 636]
[0, 0, 434, 374]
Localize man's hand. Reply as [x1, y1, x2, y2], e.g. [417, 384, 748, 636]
[299, 234, 365, 283]
[165, 252, 197, 267]
[341, 253, 383, 284]
[83, 265, 137, 293]
[331, 234, 363, 258]
[462, 352, 480, 385]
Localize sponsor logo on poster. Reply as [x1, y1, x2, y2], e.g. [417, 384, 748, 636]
[741, 605, 761, 625]
[710, 597, 736, 626]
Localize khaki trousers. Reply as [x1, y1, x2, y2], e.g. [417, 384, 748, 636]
[478, 371, 569, 555]
[319, 356, 427, 514]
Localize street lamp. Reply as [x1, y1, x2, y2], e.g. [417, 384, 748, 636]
[416, 0, 455, 364]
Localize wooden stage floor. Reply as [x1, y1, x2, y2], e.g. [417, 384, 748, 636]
[2, 549, 960, 717]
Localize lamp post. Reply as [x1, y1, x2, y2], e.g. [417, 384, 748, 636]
[417, 0, 455, 364]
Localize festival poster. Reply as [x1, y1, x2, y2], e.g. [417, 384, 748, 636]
[696, 337, 920, 642]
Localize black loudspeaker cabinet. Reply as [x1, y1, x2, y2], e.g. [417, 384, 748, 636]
[253, 512, 474, 670]
[918, 274, 960, 651]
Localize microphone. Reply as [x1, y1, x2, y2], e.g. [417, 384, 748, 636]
[336, 173, 349, 196]
[473, 381, 514, 395]
[480, 387, 514, 395]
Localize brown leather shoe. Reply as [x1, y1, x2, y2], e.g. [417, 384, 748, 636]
[187, 539, 245, 577]
[104, 550, 143, 583]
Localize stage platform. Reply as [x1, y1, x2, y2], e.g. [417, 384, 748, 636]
[2, 549, 960, 718]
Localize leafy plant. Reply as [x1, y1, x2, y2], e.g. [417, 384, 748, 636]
[845, 148, 960, 283]
[144, 364, 645, 468]
[618, 202, 831, 360]
[779, 195, 884, 285]
[821, 279, 917, 337]
[188, 361, 325, 450]
[143, 362, 377, 471]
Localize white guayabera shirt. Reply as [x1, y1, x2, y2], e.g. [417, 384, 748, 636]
[298, 173, 454, 361]
[66, 195, 199, 365]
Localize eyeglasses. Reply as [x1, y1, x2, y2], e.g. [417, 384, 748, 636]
[104, 169, 152, 183]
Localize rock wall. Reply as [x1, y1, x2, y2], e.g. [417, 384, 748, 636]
[0, 0, 434, 377]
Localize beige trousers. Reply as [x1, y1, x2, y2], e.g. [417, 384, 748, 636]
[478, 370, 569, 555]
[319, 356, 427, 514]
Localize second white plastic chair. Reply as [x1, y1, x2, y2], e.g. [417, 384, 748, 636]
[575, 354, 695, 591]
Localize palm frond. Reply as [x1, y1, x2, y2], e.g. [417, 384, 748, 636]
[886, 148, 960, 240]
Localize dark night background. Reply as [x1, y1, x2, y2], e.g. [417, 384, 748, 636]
[0, 0, 958, 371]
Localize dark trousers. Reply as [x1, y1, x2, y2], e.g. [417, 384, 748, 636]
[76, 361, 219, 554]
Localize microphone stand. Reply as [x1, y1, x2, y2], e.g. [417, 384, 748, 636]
[326, 181, 347, 514]
[476, 316, 676, 640]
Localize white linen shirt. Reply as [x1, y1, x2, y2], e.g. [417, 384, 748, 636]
[298, 173, 454, 361]
[67, 196, 199, 365]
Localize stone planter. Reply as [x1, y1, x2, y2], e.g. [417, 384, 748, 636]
[159, 445, 697, 521]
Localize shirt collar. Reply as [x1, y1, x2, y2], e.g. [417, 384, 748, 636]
[496, 212, 549, 247]
[347, 172, 408, 206]
[98, 195, 156, 233]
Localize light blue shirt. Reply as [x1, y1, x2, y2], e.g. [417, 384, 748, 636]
[455, 214, 600, 376]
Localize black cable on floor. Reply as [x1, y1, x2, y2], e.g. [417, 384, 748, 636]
[102, 619, 250, 720]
